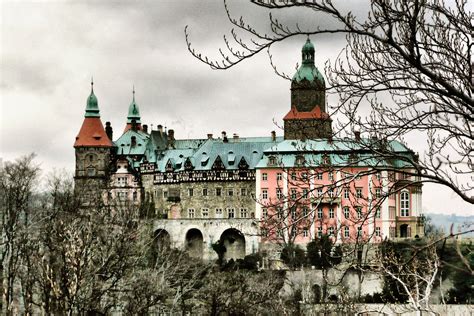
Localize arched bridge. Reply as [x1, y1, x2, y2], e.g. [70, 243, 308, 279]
[153, 218, 259, 261]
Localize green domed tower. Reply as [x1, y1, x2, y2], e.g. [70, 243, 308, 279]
[291, 38, 326, 112]
[284, 38, 332, 140]
[124, 87, 142, 132]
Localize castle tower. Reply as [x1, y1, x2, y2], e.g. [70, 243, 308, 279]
[123, 87, 142, 133]
[283, 38, 332, 139]
[74, 80, 113, 194]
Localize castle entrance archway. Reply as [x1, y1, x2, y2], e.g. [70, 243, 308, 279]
[185, 228, 204, 259]
[220, 228, 245, 261]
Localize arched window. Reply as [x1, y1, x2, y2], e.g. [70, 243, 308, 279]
[400, 191, 410, 216]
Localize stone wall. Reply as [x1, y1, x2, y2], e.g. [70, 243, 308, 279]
[153, 218, 259, 261]
[144, 178, 256, 219]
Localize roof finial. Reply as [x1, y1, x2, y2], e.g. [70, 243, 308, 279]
[132, 85, 135, 102]
[91, 76, 94, 93]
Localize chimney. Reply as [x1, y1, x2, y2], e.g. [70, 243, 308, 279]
[131, 136, 137, 147]
[354, 131, 361, 141]
[207, 133, 213, 139]
[168, 129, 175, 149]
[233, 133, 239, 140]
[271, 130, 276, 142]
[143, 124, 148, 134]
[105, 121, 113, 140]
[328, 134, 333, 143]
[222, 131, 228, 143]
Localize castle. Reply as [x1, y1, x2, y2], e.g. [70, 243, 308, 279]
[74, 39, 424, 261]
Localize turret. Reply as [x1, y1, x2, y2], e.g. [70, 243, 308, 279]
[284, 38, 332, 140]
[74, 80, 113, 194]
[123, 87, 142, 133]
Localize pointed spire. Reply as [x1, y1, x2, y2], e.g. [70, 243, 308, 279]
[85, 78, 100, 118]
[126, 85, 141, 124]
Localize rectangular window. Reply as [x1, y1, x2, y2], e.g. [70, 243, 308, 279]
[228, 208, 235, 218]
[357, 226, 362, 237]
[216, 188, 222, 196]
[276, 172, 282, 181]
[344, 226, 350, 238]
[262, 189, 268, 199]
[262, 173, 268, 181]
[344, 189, 349, 199]
[317, 227, 322, 238]
[202, 188, 208, 196]
[303, 228, 309, 237]
[389, 206, 396, 220]
[376, 207, 381, 218]
[277, 208, 283, 219]
[240, 208, 247, 218]
[291, 207, 296, 219]
[118, 191, 128, 200]
[188, 208, 195, 218]
[302, 188, 308, 198]
[317, 188, 323, 197]
[344, 207, 350, 219]
[262, 208, 267, 219]
[188, 188, 193, 197]
[375, 227, 381, 237]
[301, 172, 308, 180]
[329, 208, 335, 218]
[291, 172, 296, 180]
[317, 208, 323, 219]
[328, 188, 334, 197]
[163, 190, 168, 198]
[216, 208, 223, 217]
[291, 189, 297, 199]
[357, 207, 362, 219]
[202, 208, 209, 217]
[228, 188, 234, 196]
[356, 188, 363, 198]
[316, 173, 323, 180]
[328, 226, 334, 235]
[276, 188, 283, 199]
[376, 172, 381, 180]
[375, 188, 381, 198]
[302, 207, 308, 217]
[329, 172, 334, 181]
[240, 188, 247, 196]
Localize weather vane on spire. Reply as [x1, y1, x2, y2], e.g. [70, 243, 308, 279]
[91, 76, 94, 92]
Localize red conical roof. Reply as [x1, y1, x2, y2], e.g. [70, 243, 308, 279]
[74, 117, 113, 147]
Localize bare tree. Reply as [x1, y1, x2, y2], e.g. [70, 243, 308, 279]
[185, 0, 473, 204]
[0, 154, 40, 315]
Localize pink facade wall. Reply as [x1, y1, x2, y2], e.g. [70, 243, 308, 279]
[258, 167, 418, 245]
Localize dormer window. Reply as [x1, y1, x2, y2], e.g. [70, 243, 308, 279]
[268, 156, 277, 166]
[212, 155, 225, 170]
[295, 155, 305, 166]
[228, 151, 235, 165]
[322, 154, 331, 165]
[238, 157, 249, 169]
[165, 159, 174, 172]
[201, 152, 209, 166]
[184, 158, 194, 170]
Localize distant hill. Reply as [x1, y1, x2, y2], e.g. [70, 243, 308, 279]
[425, 213, 474, 237]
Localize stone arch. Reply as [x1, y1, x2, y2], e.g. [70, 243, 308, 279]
[220, 228, 246, 261]
[185, 228, 204, 259]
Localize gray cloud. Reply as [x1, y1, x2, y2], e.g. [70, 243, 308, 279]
[0, 0, 470, 215]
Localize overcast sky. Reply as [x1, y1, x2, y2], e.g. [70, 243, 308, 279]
[1, 0, 471, 216]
